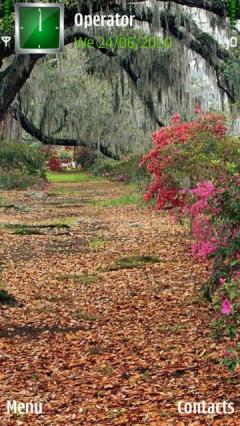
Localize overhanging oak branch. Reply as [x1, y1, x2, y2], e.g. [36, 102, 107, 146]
[12, 107, 120, 160]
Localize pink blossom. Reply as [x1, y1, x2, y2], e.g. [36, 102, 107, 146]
[188, 199, 208, 216]
[221, 299, 232, 316]
[170, 214, 177, 224]
[191, 240, 216, 258]
[192, 217, 212, 239]
[191, 181, 215, 200]
[219, 277, 226, 285]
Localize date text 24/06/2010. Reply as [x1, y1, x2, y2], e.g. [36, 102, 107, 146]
[74, 35, 173, 50]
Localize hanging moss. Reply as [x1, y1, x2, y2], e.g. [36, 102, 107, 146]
[16, 0, 239, 154]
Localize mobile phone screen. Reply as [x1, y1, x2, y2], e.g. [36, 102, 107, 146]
[0, 1, 239, 424]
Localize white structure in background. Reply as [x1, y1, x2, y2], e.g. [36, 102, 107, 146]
[61, 161, 76, 169]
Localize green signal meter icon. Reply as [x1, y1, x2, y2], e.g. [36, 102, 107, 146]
[15, 3, 64, 54]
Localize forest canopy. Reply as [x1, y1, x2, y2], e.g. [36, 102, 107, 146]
[0, 0, 239, 156]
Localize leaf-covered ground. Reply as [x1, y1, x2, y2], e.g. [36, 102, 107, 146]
[0, 175, 239, 425]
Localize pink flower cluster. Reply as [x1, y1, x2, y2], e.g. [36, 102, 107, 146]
[188, 199, 208, 216]
[184, 180, 218, 258]
[221, 299, 232, 316]
[191, 240, 215, 258]
[141, 112, 226, 209]
[191, 181, 215, 199]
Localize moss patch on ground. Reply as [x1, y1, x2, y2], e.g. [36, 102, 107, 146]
[104, 255, 161, 271]
[92, 194, 142, 208]
[56, 273, 100, 285]
[0, 289, 17, 305]
[5, 223, 70, 235]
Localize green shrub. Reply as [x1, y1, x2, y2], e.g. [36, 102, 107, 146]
[90, 159, 114, 175]
[91, 156, 149, 186]
[0, 141, 45, 189]
[164, 133, 240, 189]
[0, 141, 45, 175]
[59, 150, 72, 161]
[0, 168, 39, 189]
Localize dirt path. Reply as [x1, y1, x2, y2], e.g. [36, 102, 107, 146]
[0, 177, 239, 425]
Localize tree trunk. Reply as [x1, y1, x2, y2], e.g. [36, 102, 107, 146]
[0, 110, 22, 141]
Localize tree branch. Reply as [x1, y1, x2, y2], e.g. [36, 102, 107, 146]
[0, 55, 42, 123]
[121, 4, 237, 102]
[120, 0, 238, 19]
[12, 106, 120, 160]
[0, 0, 237, 65]
[0, 26, 163, 126]
[0, 1, 236, 124]
[65, 27, 164, 126]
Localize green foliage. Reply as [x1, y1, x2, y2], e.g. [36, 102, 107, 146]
[23, 49, 151, 158]
[220, 41, 240, 98]
[12, 225, 31, 235]
[0, 141, 45, 189]
[0, 289, 16, 305]
[90, 158, 115, 175]
[222, 345, 240, 372]
[164, 133, 239, 190]
[91, 156, 149, 186]
[59, 150, 72, 161]
[5, 223, 70, 235]
[0, 169, 39, 190]
[0, 141, 44, 175]
[0, 197, 7, 207]
[206, 177, 240, 290]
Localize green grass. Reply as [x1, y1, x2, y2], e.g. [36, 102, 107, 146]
[5, 223, 70, 235]
[74, 311, 98, 321]
[57, 216, 77, 227]
[158, 323, 189, 333]
[0, 197, 7, 206]
[47, 172, 102, 183]
[93, 194, 142, 208]
[90, 237, 104, 249]
[104, 255, 161, 271]
[56, 273, 100, 285]
[0, 197, 17, 209]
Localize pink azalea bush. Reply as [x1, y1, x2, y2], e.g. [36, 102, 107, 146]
[142, 110, 240, 370]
